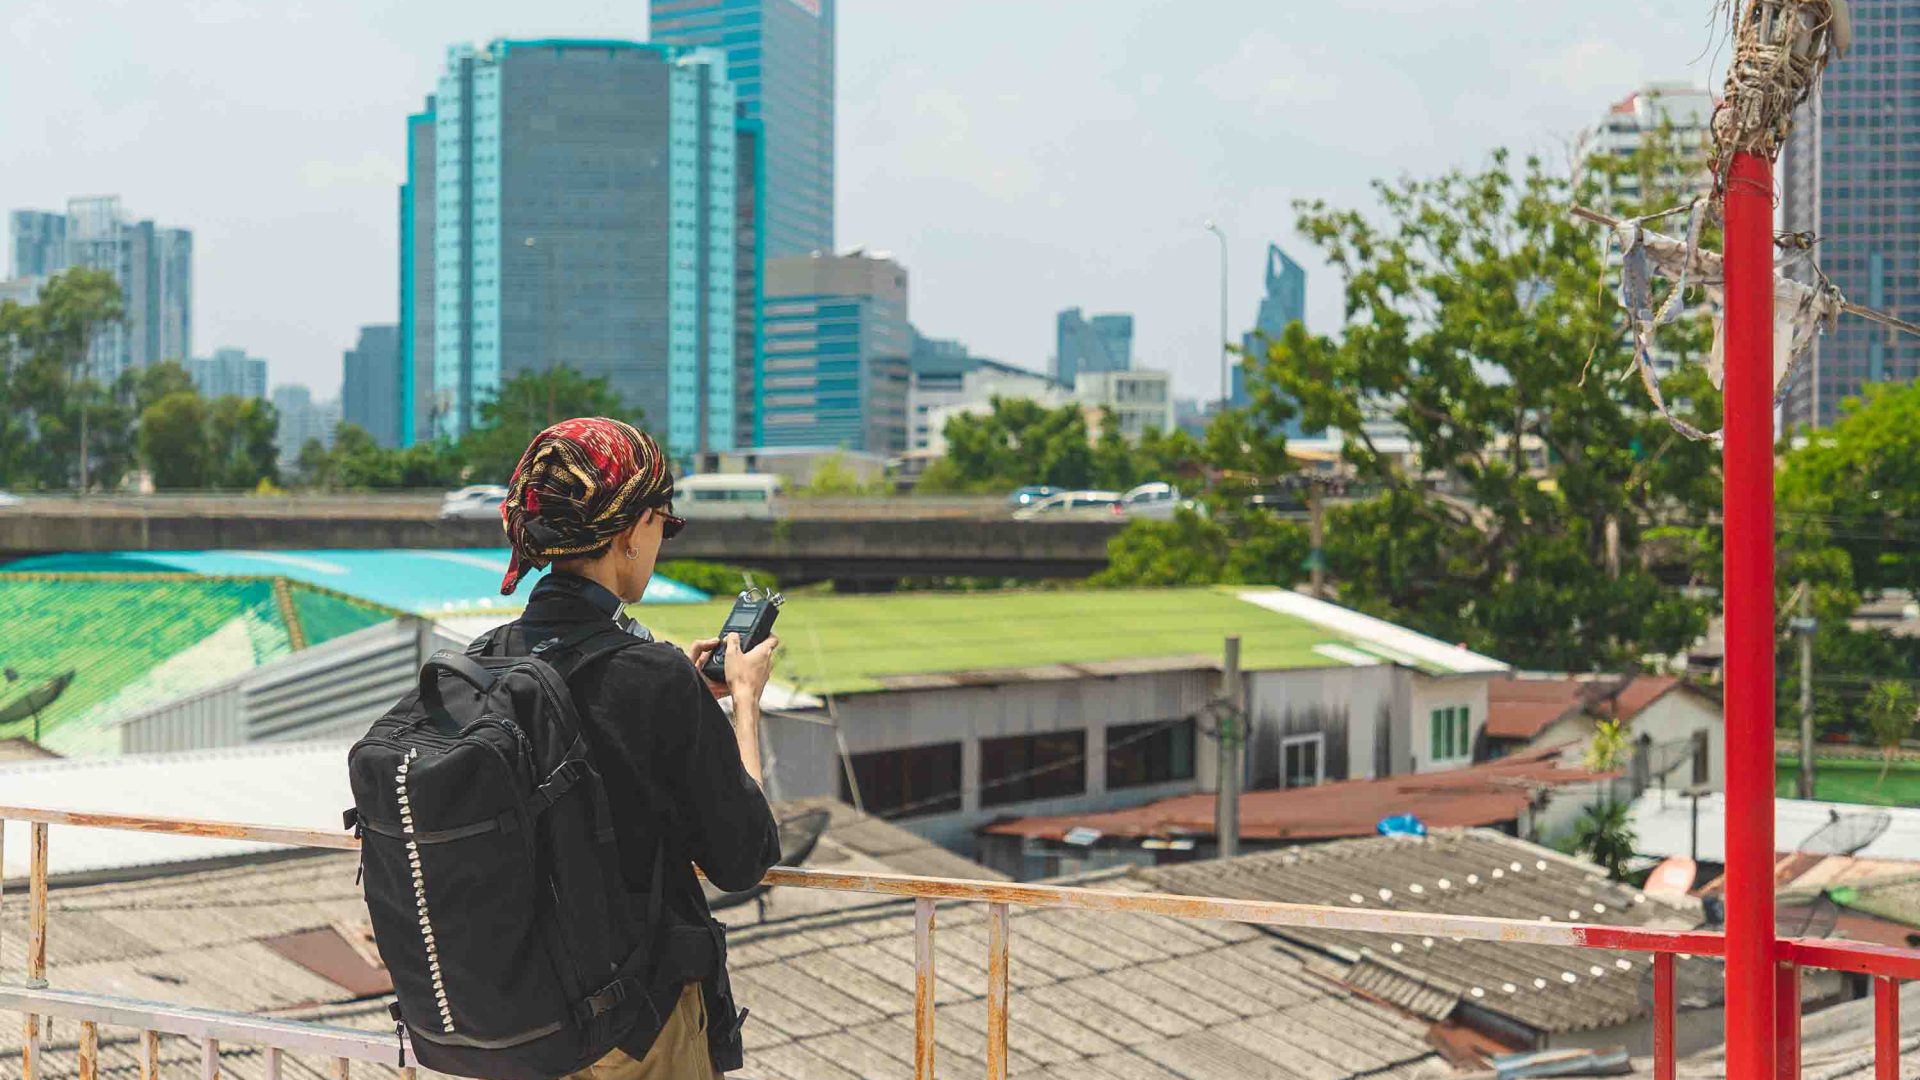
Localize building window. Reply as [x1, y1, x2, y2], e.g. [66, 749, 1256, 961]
[1106, 719, 1196, 790]
[1281, 733, 1324, 789]
[981, 731, 1086, 807]
[841, 743, 962, 819]
[1429, 706, 1471, 761]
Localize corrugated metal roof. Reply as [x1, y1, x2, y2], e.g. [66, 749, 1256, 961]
[986, 746, 1607, 843]
[1632, 790, 1920, 863]
[1134, 829, 1705, 1037]
[0, 742, 355, 882]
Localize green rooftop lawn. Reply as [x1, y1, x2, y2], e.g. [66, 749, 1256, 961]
[1776, 757, 1920, 808]
[632, 587, 1342, 695]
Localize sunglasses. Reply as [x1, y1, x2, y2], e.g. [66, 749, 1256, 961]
[655, 500, 686, 541]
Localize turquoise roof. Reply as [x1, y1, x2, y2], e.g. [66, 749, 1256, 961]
[3, 549, 708, 613]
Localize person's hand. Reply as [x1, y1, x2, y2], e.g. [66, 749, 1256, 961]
[722, 632, 779, 705]
[687, 638, 729, 700]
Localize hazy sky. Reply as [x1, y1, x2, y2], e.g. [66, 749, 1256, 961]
[1, 0, 1727, 400]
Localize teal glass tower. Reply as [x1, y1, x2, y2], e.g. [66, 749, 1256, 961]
[402, 39, 747, 460]
[651, 0, 835, 259]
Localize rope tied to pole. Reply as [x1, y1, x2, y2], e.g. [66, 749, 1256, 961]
[1710, 0, 1852, 174]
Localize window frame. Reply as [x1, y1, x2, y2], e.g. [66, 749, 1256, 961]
[979, 730, 1088, 808]
[1280, 732, 1325, 789]
[1105, 718, 1197, 791]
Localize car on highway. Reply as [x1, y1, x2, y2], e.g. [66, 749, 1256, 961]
[1012, 489, 1124, 521]
[1006, 485, 1059, 509]
[439, 484, 508, 521]
[678, 472, 783, 520]
[1119, 482, 1187, 519]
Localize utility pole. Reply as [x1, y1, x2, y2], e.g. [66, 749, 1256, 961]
[1795, 581, 1816, 800]
[1216, 636, 1243, 860]
[1307, 482, 1327, 599]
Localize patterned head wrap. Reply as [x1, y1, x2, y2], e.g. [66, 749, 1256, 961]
[498, 417, 673, 594]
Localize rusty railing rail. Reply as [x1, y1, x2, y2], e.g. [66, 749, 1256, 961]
[1, 804, 1914, 1080]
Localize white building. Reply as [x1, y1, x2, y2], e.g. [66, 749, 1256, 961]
[922, 365, 1073, 455]
[1074, 368, 1174, 440]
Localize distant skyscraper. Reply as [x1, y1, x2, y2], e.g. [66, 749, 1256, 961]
[907, 328, 1050, 450]
[272, 385, 342, 468]
[399, 105, 437, 447]
[761, 251, 910, 455]
[343, 325, 403, 448]
[9, 211, 66, 278]
[403, 39, 751, 460]
[1783, 8, 1918, 429]
[188, 348, 268, 401]
[652, 0, 835, 259]
[1236, 243, 1308, 431]
[1591, 84, 1713, 208]
[8, 197, 192, 382]
[735, 120, 765, 448]
[1054, 308, 1132, 385]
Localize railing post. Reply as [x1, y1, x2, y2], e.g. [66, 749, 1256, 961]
[201, 1037, 219, 1080]
[1875, 976, 1899, 1080]
[264, 1046, 283, 1080]
[1776, 961, 1800, 1080]
[141, 1031, 160, 1080]
[986, 902, 1010, 1080]
[1, 816, 8, 978]
[79, 1021, 98, 1080]
[22, 1014, 38, 1080]
[28, 821, 48, 988]
[913, 898, 936, 1080]
[1654, 952, 1676, 1080]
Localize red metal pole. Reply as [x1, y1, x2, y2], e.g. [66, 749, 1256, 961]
[1654, 952, 1677, 1080]
[1723, 150, 1779, 1080]
[1874, 976, 1898, 1080]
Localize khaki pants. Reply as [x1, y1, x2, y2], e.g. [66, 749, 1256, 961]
[565, 983, 718, 1080]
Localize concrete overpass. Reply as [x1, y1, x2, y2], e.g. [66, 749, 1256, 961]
[0, 496, 1124, 585]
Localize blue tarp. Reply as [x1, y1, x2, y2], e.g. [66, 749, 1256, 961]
[1376, 813, 1428, 837]
[4, 549, 709, 612]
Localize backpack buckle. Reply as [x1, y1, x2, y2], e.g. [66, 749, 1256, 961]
[575, 979, 629, 1023]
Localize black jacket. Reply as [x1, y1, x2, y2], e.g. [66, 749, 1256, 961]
[516, 572, 780, 1054]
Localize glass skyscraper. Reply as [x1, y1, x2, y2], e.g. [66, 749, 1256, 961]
[187, 348, 268, 401]
[651, 0, 835, 259]
[342, 325, 403, 448]
[7, 197, 192, 382]
[402, 39, 751, 460]
[1054, 308, 1133, 385]
[760, 251, 910, 454]
[1782, 0, 1920, 428]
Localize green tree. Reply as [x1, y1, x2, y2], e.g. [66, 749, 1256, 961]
[1096, 506, 1309, 587]
[918, 398, 1094, 493]
[138, 391, 212, 488]
[1583, 717, 1633, 773]
[135, 361, 197, 412]
[796, 451, 886, 496]
[1864, 680, 1918, 786]
[206, 396, 280, 489]
[1780, 382, 1920, 597]
[35, 269, 126, 490]
[1253, 150, 1714, 668]
[457, 367, 633, 482]
[1569, 799, 1637, 880]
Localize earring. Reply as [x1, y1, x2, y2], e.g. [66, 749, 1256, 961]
[625, 548, 640, 560]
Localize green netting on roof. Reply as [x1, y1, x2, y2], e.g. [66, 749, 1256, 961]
[290, 585, 399, 645]
[0, 573, 396, 754]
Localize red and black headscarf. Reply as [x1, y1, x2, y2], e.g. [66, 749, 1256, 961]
[498, 417, 673, 594]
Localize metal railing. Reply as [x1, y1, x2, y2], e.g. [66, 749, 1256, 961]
[2, 803, 1915, 1080]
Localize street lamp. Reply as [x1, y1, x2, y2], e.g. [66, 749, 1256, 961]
[1204, 220, 1229, 409]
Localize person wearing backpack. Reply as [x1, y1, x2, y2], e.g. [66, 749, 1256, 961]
[349, 417, 779, 1080]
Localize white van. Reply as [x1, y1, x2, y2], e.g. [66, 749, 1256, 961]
[677, 472, 783, 520]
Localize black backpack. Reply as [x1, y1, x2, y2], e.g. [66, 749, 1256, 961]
[346, 623, 670, 1080]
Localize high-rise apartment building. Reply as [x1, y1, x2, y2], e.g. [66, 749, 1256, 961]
[1075, 369, 1174, 441]
[761, 250, 910, 455]
[342, 325, 403, 448]
[1054, 308, 1132, 385]
[1591, 83, 1713, 207]
[399, 105, 437, 447]
[1782, 3, 1919, 429]
[1235, 243, 1316, 436]
[187, 348, 268, 401]
[7, 197, 192, 382]
[651, 0, 835, 259]
[272, 385, 342, 469]
[402, 39, 751, 460]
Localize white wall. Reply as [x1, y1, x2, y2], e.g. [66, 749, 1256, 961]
[1409, 673, 1495, 774]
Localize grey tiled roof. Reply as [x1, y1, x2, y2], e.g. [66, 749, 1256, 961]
[723, 894, 1449, 1080]
[1135, 829, 1706, 1037]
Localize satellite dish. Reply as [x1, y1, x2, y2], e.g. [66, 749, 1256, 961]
[1795, 809, 1891, 857]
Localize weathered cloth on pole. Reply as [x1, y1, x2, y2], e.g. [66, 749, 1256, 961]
[1610, 211, 1842, 442]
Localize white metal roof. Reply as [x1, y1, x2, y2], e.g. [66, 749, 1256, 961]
[1236, 589, 1511, 675]
[1630, 788, 1920, 863]
[0, 742, 353, 882]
